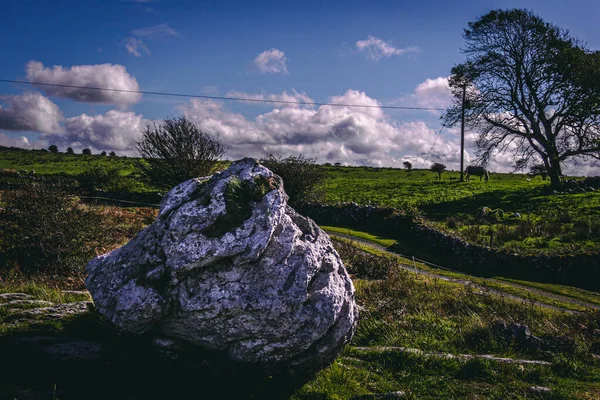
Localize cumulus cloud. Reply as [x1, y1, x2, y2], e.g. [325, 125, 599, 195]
[387, 76, 452, 114]
[355, 36, 419, 61]
[414, 77, 452, 109]
[178, 89, 462, 167]
[124, 37, 150, 57]
[25, 61, 141, 107]
[43, 110, 148, 153]
[253, 49, 288, 74]
[0, 92, 63, 133]
[0, 132, 45, 149]
[132, 23, 179, 37]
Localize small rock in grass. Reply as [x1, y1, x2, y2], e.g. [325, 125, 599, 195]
[0, 293, 34, 302]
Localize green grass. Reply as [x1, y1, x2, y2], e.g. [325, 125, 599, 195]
[0, 147, 139, 176]
[322, 165, 600, 256]
[324, 227, 599, 312]
[321, 225, 397, 248]
[291, 241, 600, 399]
[496, 278, 600, 308]
[0, 282, 91, 304]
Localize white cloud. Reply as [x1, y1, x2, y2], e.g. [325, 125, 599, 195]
[0, 92, 63, 133]
[387, 76, 452, 115]
[355, 36, 419, 61]
[43, 110, 148, 153]
[253, 49, 288, 74]
[132, 23, 179, 37]
[0, 132, 45, 149]
[26, 61, 141, 107]
[178, 89, 462, 167]
[124, 37, 150, 57]
[414, 77, 452, 109]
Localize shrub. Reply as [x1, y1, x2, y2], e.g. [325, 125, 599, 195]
[430, 163, 446, 180]
[0, 183, 104, 273]
[136, 115, 225, 189]
[259, 153, 326, 207]
[77, 165, 123, 193]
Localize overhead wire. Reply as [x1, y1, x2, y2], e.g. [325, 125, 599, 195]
[420, 123, 446, 168]
[0, 79, 447, 111]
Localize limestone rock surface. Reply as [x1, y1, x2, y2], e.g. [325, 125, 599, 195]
[86, 158, 357, 372]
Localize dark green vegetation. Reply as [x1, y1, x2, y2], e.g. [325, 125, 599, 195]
[203, 175, 277, 237]
[0, 184, 157, 281]
[260, 153, 327, 207]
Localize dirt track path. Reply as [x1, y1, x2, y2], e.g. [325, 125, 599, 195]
[328, 231, 600, 313]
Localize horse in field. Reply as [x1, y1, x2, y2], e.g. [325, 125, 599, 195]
[465, 166, 489, 182]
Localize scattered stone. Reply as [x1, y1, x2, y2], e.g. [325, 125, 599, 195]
[0, 299, 55, 308]
[529, 386, 552, 394]
[351, 391, 406, 399]
[86, 158, 357, 374]
[0, 293, 34, 302]
[352, 346, 551, 365]
[4, 302, 91, 323]
[492, 321, 543, 351]
[40, 339, 104, 361]
[62, 290, 91, 297]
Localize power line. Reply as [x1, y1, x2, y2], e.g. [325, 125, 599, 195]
[0, 79, 446, 111]
[420, 123, 446, 169]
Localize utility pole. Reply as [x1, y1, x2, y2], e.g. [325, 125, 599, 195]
[459, 84, 466, 182]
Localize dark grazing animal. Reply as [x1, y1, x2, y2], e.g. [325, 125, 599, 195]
[465, 166, 489, 182]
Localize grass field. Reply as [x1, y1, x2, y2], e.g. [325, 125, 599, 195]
[322, 165, 600, 255]
[2, 147, 600, 255]
[0, 146, 139, 175]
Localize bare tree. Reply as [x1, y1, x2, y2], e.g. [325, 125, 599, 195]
[136, 115, 225, 188]
[444, 9, 600, 187]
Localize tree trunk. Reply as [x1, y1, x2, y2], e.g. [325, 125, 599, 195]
[548, 158, 563, 187]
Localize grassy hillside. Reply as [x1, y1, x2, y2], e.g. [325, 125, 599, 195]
[0, 146, 139, 175]
[323, 166, 600, 255]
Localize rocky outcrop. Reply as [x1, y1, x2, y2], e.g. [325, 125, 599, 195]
[85, 158, 357, 374]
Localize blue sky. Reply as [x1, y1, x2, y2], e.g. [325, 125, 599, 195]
[1, 0, 599, 173]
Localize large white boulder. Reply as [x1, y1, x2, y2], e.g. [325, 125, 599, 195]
[86, 158, 357, 373]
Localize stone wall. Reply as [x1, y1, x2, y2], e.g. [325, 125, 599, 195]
[300, 203, 600, 292]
